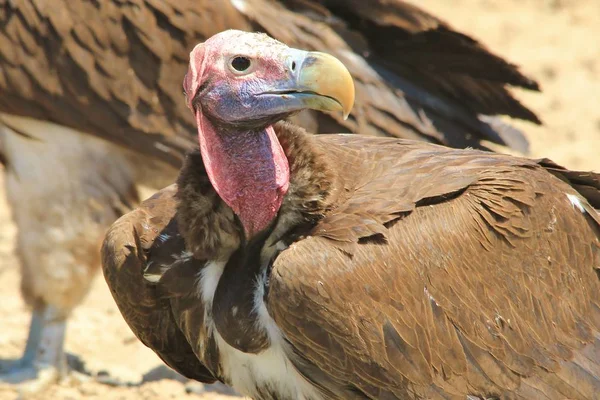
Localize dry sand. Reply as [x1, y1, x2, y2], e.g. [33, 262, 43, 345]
[0, 0, 598, 399]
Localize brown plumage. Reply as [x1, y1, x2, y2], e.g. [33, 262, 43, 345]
[0, 0, 539, 163]
[0, 0, 540, 392]
[102, 31, 600, 399]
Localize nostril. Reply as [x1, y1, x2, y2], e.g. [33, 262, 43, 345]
[291, 61, 296, 71]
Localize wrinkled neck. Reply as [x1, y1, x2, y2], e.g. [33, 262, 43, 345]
[196, 112, 290, 239]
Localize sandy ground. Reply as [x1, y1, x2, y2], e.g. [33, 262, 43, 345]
[0, 1, 598, 399]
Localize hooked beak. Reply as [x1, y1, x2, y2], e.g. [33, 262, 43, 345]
[266, 50, 355, 120]
[294, 51, 355, 119]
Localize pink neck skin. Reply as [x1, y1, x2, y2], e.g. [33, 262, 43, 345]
[195, 111, 290, 239]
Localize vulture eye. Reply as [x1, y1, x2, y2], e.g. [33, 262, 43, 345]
[230, 56, 252, 73]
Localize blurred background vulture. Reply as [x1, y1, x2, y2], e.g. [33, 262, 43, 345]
[103, 30, 600, 400]
[0, 0, 540, 392]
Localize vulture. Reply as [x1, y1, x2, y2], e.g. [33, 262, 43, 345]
[102, 30, 600, 400]
[0, 0, 540, 391]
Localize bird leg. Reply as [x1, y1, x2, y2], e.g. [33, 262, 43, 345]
[15, 307, 44, 368]
[0, 305, 72, 394]
[0, 307, 45, 375]
[35, 305, 68, 376]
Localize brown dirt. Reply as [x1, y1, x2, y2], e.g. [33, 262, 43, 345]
[0, 1, 598, 399]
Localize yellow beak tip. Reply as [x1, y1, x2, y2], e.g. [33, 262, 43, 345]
[298, 51, 355, 118]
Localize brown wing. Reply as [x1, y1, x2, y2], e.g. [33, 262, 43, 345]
[268, 138, 600, 399]
[0, 0, 251, 167]
[242, 0, 540, 152]
[101, 184, 216, 383]
[0, 0, 538, 164]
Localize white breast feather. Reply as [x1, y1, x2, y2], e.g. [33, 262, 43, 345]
[199, 260, 323, 400]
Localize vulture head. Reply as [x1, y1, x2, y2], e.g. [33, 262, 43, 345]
[183, 29, 354, 239]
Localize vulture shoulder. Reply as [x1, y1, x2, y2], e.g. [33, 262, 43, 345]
[101, 185, 216, 383]
[267, 135, 600, 399]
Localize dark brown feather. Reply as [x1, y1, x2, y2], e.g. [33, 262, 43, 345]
[101, 185, 217, 383]
[174, 151, 241, 260]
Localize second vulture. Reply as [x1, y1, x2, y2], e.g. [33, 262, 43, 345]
[103, 30, 600, 400]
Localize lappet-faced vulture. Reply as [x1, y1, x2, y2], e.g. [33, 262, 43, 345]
[102, 30, 600, 400]
[0, 0, 540, 391]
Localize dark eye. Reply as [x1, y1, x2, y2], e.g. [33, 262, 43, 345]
[231, 56, 251, 72]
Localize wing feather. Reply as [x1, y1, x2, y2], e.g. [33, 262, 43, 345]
[101, 185, 216, 383]
[268, 141, 600, 399]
